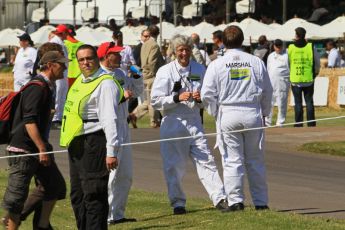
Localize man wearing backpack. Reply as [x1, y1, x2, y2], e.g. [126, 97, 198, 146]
[2, 51, 69, 230]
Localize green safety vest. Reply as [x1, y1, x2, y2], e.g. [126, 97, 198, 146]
[288, 43, 313, 83]
[60, 74, 124, 147]
[64, 40, 84, 79]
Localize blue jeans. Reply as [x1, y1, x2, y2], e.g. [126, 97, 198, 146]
[291, 84, 316, 127]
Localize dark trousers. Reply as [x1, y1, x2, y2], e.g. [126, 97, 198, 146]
[68, 131, 109, 230]
[128, 98, 138, 114]
[3, 153, 65, 215]
[291, 84, 316, 127]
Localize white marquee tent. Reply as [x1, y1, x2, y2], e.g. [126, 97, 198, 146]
[267, 18, 322, 41]
[157, 21, 177, 40]
[318, 16, 345, 39]
[0, 28, 22, 47]
[75, 26, 109, 46]
[2, 16, 345, 47]
[239, 18, 272, 43]
[30, 25, 56, 45]
[183, 21, 216, 43]
[49, 0, 141, 24]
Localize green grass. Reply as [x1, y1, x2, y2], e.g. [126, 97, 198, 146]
[299, 141, 345, 156]
[0, 171, 345, 229]
[0, 66, 13, 73]
[135, 107, 345, 130]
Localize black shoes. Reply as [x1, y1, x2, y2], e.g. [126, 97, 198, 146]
[255, 205, 269, 210]
[173, 206, 187, 215]
[215, 199, 229, 211]
[223, 202, 245, 212]
[108, 218, 137, 225]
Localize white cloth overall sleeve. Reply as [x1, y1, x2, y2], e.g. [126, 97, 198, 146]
[97, 79, 122, 156]
[200, 61, 219, 117]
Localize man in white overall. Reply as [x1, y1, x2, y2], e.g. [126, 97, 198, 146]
[151, 35, 227, 215]
[201, 26, 273, 211]
[97, 42, 143, 224]
[266, 39, 290, 126]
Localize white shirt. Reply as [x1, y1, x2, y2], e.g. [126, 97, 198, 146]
[151, 60, 205, 117]
[200, 49, 211, 66]
[81, 68, 122, 157]
[120, 45, 136, 74]
[100, 64, 144, 120]
[328, 48, 341, 68]
[13, 47, 37, 80]
[201, 49, 273, 117]
[267, 50, 290, 78]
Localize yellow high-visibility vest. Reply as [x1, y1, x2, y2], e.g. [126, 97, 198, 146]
[60, 74, 124, 147]
[288, 43, 313, 83]
[64, 40, 83, 79]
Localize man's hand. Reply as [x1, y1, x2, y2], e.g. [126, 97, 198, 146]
[124, 90, 133, 100]
[179, 92, 192, 101]
[106, 156, 118, 171]
[192, 91, 201, 102]
[39, 152, 51, 167]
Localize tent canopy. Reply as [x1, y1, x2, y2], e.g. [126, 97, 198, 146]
[267, 18, 322, 41]
[30, 25, 55, 45]
[0, 28, 22, 47]
[49, 0, 141, 25]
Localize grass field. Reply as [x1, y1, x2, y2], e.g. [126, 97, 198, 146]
[0, 171, 345, 230]
[0, 108, 344, 228]
[300, 141, 345, 156]
[135, 107, 345, 129]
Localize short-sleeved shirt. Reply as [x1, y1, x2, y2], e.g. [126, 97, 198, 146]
[9, 76, 52, 153]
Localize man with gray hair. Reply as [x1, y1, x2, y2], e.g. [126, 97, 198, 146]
[201, 26, 273, 212]
[151, 34, 227, 215]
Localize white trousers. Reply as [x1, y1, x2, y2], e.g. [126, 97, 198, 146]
[53, 77, 68, 122]
[266, 76, 290, 126]
[108, 121, 133, 221]
[218, 105, 268, 206]
[160, 115, 225, 208]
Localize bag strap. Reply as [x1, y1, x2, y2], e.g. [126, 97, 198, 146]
[10, 80, 50, 139]
[20, 80, 46, 91]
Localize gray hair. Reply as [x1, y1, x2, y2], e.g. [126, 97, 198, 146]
[170, 34, 193, 53]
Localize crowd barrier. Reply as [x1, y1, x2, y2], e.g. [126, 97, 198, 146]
[305, 68, 345, 109]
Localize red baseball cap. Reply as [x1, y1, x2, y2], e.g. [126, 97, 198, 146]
[54, 24, 69, 34]
[97, 42, 124, 58]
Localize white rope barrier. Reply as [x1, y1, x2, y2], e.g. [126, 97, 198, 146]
[121, 115, 345, 146]
[0, 115, 344, 160]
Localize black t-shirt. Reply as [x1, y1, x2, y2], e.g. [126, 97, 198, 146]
[9, 75, 52, 153]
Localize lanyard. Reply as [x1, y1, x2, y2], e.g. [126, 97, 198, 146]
[174, 62, 192, 92]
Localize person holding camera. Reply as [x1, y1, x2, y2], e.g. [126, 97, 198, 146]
[151, 35, 227, 215]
